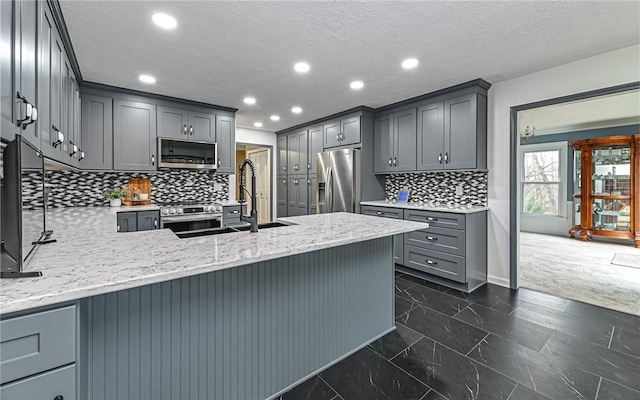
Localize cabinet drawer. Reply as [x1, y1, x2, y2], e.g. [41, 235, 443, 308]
[404, 210, 465, 230]
[0, 306, 76, 384]
[361, 205, 402, 219]
[223, 205, 246, 219]
[404, 226, 465, 256]
[0, 364, 76, 400]
[404, 245, 466, 283]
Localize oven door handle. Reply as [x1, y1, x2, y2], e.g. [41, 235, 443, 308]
[161, 214, 222, 223]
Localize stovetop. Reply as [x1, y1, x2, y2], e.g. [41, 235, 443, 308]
[158, 200, 223, 216]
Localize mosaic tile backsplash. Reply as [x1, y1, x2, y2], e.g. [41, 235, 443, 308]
[385, 171, 488, 206]
[22, 169, 229, 210]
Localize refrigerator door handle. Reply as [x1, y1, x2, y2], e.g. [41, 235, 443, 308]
[327, 166, 333, 213]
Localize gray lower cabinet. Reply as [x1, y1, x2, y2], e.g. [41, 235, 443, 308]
[116, 211, 137, 232]
[80, 94, 113, 170]
[287, 175, 308, 217]
[223, 204, 247, 227]
[137, 210, 160, 231]
[113, 99, 157, 171]
[323, 114, 361, 149]
[308, 176, 317, 215]
[403, 209, 487, 291]
[361, 205, 404, 264]
[277, 176, 287, 217]
[215, 115, 235, 173]
[0, 364, 76, 400]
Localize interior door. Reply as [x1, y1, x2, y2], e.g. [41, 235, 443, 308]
[247, 148, 271, 223]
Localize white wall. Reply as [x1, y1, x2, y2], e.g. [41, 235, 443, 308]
[231, 128, 278, 219]
[487, 44, 640, 287]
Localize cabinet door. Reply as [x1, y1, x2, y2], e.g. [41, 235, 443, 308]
[297, 175, 308, 215]
[137, 211, 159, 231]
[37, 3, 53, 150]
[444, 93, 477, 170]
[16, 0, 38, 145]
[417, 102, 444, 171]
[287, 176, 299, 217]
[373, 114, 394, 173]
[277, 177, 287, 217]
[394, 235, 403, 265]
[308, 176, 317, 215]
[340, 115, 361, 145]
[0, 365, 76, 400]
[323, 120, 341, 149]
[189, 111, 215, 141]
[47, 29, 63, 159]
[287, 132, 299, 173]
[277, 135, 287, 174]
[308, 126, 323, 176]
[0, 0, 16, 139]
[61, 56, 71, 161]
[215, 115, 235, 173]
[116, 212, 137, 232]
[113, 100, 157, 171]
[297, 129, 308, 174]
[81, 95, 113, 170]
[393, 108, 417, 172]
[157, 106, 188, 139]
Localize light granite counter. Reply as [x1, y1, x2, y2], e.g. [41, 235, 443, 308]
[0, 208, 427, 315]
[117, 204, 160, 212]
[360, 200, 489, 214]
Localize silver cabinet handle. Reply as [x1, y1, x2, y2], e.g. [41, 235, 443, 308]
[438, 153, 442, 164]
[231, 210, 239, 214]
[426, 260, 437, 265]
[218, 158, 221, 167]
[444, 152, 448, 163]
[427, 217, 437, 221]
[283, 165, 287, 171]
[426, 236, 437, 241]
[307, 163, 311, 170]
[336, 133, 340, 142]
[151, 154, 155, 165]
[307, 179, 311, 185]
[183, 124, 187, 135]
[117, 225, 120, 232]
[388, 158, 392, 166]
[377, 211, 383, 215]
[154, 218, 158, 228]
[283, 179, 287, 185]
[393, 157, 397, 166]
[189, 125, 194, 135]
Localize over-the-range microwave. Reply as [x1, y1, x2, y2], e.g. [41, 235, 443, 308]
[157, 137, 218, 170]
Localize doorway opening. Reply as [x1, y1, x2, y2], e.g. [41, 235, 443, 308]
[511, 86, 640, 315]
[236, 143, 272, 223]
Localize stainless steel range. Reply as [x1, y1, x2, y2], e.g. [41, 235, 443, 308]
[159, 201, 223, 234]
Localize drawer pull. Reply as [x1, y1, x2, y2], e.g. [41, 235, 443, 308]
[427, 217, 437, 221]
[426, 236, 437, 241]
[377, 212, 382, 215]
[426, 260, 437, 265]
[54, 396, 64, 400]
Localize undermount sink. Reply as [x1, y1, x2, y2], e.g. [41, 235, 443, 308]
[176, 222, 294, 239]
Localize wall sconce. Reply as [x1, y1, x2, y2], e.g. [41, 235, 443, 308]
[520, 126, 535, 143]
[52, 127, 64, 148]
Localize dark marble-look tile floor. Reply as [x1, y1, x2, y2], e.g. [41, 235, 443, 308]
[277, 272, 640, 400]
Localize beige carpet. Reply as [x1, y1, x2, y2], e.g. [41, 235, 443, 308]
[520, 232, 640, 316]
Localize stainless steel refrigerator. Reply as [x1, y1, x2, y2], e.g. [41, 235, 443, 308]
[316, 149, 361, 214]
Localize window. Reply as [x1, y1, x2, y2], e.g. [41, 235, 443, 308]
[522, 150, 561, 215]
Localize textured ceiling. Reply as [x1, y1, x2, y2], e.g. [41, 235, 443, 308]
[518, 90, 640, 135]
[59, 1, 640, 132]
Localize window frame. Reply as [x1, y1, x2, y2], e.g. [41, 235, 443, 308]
[519, 142, 567, 217]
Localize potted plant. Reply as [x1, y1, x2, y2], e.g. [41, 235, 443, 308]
[103, 187, 129, 207]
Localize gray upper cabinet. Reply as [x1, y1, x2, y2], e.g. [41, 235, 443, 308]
[444, 93, 477, 170]
[137, 210, 160, 231]
[113, 99, 157, 171]
[81, 94, 112, 170]
[417, 102, 445, 171]
[157, 106, 188, 139]
[191, 111, 215, 141]
[36, 2, 53, 151]
[0, 0, 16, 140]
[287, 129, 307, 175]
[323, 115, 361, 149]
[308, 126, 323, 175]
[215, 114, 235, 173]
[277, 135, 287, 175]
[373, 114, 394, 173]
[373, 109, 416, 173]
[277, 176, 287, 217]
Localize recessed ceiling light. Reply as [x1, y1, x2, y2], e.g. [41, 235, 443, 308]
[350, 81, 364, 90]
[152, 13, 177, 29]
[291, 106, 302, 114]
[294, 62, 310, 73]
[270, 115, 280, 121]
[139, 74, 156, 84]
[244, 97, 256, 105]
[402, 58, 419, 69]
[254, 122, 263, 128]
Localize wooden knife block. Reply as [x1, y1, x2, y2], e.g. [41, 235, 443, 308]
[122, 178, 152, 206]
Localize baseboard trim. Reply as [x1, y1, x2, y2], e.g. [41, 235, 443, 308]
[487, 274, 510, 288]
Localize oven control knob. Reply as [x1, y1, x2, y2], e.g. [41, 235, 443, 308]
[216, 206, 222, 212]
[169, 208, 176, 215]
[162, 209, 169, 215]
[177, 208, 183, 214]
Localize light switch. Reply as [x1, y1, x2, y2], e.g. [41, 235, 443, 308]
[455, 185, 463, 196]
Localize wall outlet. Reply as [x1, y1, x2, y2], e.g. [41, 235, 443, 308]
[455, 185, 463, 196]
[213, 182, 223, 191]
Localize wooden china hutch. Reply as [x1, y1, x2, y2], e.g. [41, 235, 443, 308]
[569, 135, 640, 247]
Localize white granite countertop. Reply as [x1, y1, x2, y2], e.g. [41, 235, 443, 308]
[360, 200, 489, 214]
[118, 205, 160, 212]
[0, 208, 427, 315]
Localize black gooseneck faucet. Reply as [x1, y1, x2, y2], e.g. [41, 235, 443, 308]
[239, 159, 259, 233]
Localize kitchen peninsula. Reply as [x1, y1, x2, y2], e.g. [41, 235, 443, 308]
[0, 210, 426, 400]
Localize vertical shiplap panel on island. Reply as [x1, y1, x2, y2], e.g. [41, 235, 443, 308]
[79, 237, 394, 400]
